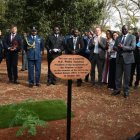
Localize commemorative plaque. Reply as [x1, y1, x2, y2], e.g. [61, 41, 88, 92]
[50, 54, 91, 140]
[50, 55, 91, 80]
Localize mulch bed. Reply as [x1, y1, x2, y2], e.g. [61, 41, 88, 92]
[0, 55, 140, 140]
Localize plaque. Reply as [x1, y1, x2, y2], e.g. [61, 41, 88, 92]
[50, 55, 91, 80]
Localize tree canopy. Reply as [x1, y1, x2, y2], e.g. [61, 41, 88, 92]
[2, 0, 105, 35]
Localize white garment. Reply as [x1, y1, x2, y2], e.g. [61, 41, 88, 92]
[73, 37, 77, 50]
[31, 35, 36, 39]
[93, 36, 100, 54]
[107, 39, 116, 58]
[11, 33, 16, 41]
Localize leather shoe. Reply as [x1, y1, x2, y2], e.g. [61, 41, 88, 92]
[124, 92, 129, 98]
[127, 137, 134, 140]
[14, 81, 20, 84]
[36, 83, 40, 87]
[8, 80, 13, 83]
[134, 85, 138, 89]
[77, 82, 81, 87]
[29, 84, 33, 88]
[51, 81, 56, 85]
[112, 90, 121, 96]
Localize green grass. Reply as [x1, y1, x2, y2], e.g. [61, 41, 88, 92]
[0, 100, 71, 128]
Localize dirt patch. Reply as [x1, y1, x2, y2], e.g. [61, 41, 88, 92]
[0, 55, 140, 140]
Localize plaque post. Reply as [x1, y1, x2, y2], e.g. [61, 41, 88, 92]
[67, 79, 72, 140]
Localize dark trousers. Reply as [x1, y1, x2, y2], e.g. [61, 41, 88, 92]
[130, 63, 140, 86]
[115, 57, 131, 93]
[28, 59, 41, 84]
[90, 54, 105, 84]
[108, 58, 116, 89]
[83, 53, 90, 81]
[47, 57, 56, 83]
[47, 54, 61, 83]
[6, 53, 18, 81]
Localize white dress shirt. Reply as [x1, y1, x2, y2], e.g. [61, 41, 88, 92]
[94, 36, 100, 54]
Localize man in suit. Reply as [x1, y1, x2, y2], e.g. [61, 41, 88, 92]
[112, 25, 136, 98]
[89, 26, 107, 85]
[0, 30, 3, 63]
[3, 25, 22, 84]
[66, 28, 84, 86]
[24, 27, 44, 87]
[129, 30, 140, 89]
[82, 30, 93, 82]
[46, 27, 64, 85]
[21, 32, 28, 71]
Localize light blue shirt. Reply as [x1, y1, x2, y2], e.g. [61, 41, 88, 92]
[94, 36, 99, 54]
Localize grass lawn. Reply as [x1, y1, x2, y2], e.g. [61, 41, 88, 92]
[0, 100, 70, 128]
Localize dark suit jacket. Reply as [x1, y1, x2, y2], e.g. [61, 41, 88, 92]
[46, 34, 64, 60]
[134, 33, 140, 64]
[114, 34, 136, 64]
[66, 36, 84, 55]
[0, 37, 3, 63]
[82, 37, 91, 55]
[89, 36, 107, 60]
[3, 33, 22, 57]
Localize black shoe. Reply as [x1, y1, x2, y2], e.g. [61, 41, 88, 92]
[47, 81, 52, 86]
[36, 83, 40, 87]
[14, 81, 20, 84]
[127, 132, 140, 140]
[124, 92, 129, 98]
[97, 82, 103, 86]
[77, 82, 82, 87]
[29, 83, 33, 88]
[91, 82, 95, 86]
[85, 78, 88, 82]
[112, 90, 121, 96]
[129, 83, 132, 87]
[8, 80, 13, 83]
[134, 85, 138, 89]
[127, 137, 134, 140]
[51, 81, 56, 85]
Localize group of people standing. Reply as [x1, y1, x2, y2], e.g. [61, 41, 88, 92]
[0, 25, 140, 98]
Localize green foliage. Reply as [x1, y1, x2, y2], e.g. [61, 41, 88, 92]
[10, 107, 47, 137]
[0, 100, 69, 128]
[3, 0, 105, 35]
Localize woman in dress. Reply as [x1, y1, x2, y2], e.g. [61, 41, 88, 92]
[107, 31, 119, 89]
[102, 30, 114, 84]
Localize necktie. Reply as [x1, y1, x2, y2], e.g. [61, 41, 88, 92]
[121, 35, 126, 45]
[33, 36, 35, 41]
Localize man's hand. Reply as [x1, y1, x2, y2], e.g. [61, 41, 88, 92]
[118, 43, 123, 48]
[10, 47, 16, 51]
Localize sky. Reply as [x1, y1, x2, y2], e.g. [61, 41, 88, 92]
[106, 1, 140, 31]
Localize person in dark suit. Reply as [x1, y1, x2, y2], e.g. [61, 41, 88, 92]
[129, 30, 140, 89]
[21, 32, 28, 71]
[112, 25, 136, 98]
[89, 26, 107, 86]
[24, 27, 44, 87]
[82, 30, 93, 82]
[65, 28, 84, 86]
[0, 30, 4, 63]
[46, 27, 64, 85]
[3, 25, 22, 84]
